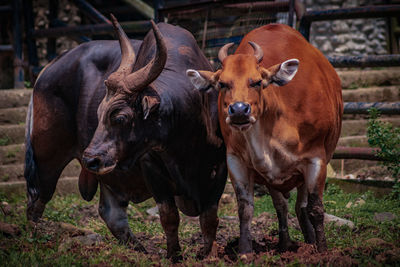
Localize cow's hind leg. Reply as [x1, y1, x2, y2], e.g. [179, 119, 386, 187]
[269, 188, 296, 251]
[295, 183, 316, 244]
[198, 204, 218, 258]
[98, 183, 146, 252]
[304, 158, 327, 252]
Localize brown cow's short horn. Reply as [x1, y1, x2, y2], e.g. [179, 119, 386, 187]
[218, 42, 234, 63]
[248, 41, 263, 63]
[110, 14, 136, 77]
[123, 20, 167, 91]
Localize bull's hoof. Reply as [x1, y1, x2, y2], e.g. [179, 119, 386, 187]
[278, 239, 299, 252]
[316, 242, 328, 253]
[26, 200, 46, 222]
[129, 242, 147, 253]
[197, 241, 218, 260]
[168, 252, 183, 263]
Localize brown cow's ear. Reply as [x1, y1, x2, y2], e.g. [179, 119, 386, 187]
[186, 69, 220, 92]
[142, 95, 160, 120]
[260, 59, 299, 87]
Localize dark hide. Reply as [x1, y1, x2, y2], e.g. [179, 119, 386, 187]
[25, 39, 147, 219]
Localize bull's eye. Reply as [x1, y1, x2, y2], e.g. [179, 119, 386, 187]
[250, 80, 262, 88]
[111, 115, 127, 125]
[219, 82, 228, 90]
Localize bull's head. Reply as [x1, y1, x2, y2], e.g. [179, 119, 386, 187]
[186, 42, 299, 131]
[82, 15, 167, 174]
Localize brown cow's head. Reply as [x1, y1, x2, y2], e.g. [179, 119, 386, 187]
[186, 42, 299, 131]
[82, 15, 167, 174]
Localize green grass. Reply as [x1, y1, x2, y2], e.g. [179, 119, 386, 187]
[0, 185, 399, 266]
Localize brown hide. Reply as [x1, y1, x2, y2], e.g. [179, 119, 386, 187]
[219, 24, 342, 194]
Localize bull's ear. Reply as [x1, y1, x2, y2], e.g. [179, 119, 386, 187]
[261, 59, 299, 87]
[186, 69, 220, 92]
[142, 95, 160, 120]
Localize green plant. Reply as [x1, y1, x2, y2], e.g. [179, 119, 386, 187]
[0, 137, 10, 146]
[367, 108, 400, 198]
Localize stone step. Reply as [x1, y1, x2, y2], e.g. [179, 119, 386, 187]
[0, 89, 32, 108]
[337, 68, 400, 89]
[0, 176, 79, 196]
[342, 86, 400, 102]
[0, 144, 24, 165]
[330, 159, 391, 179]
[340, 117, 400, 137]
[0, 160, 81, 182]
[0, 124, 25, 146]
[338, 135, 369, 147]
[0, 106, 27, 125]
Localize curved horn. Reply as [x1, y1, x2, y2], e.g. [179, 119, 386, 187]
[110, 14, 136, 76]
[248, 41, 263, 63]
[123, 20, 167, 91]
[218, 42, 234, 63]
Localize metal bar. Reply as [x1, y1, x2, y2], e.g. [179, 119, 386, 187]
[328, 54, 400, 68]
[298, 17, 311, 40]
[32, 21, 151, 38]
[23, 0, 39, 68]
[160, 1, 290, 15]
[12, 0, 24, 89]
[333, 146, 381, 160]
[288, 0, 295, 27]
[0, 45, 13, 52]
[154, 0, 165, 22]
[0, 5, 12, 12]
[47, 0, 58, 61]
[121, 0, 154, 20]
[71, 0, 111, 24]
[343, 102, 400, 115]
[301, 5, 400, 22]
[52, 19, 91, 42]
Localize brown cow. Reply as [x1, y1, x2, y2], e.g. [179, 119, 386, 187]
[186, 24, 343, 253]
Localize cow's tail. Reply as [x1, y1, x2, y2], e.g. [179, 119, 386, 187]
[24, 95, 39, 203]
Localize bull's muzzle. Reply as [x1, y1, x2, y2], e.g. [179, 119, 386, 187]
[226, 102, 255, 131]
[82, 151, 117, 175]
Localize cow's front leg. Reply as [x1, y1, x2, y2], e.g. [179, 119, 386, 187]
[198, 204, 218, 258]
[227, 154, 254, 254]
[295, 183, 316, 244]
[98, 183, 146, 252]
[304, 158, 327, 252]
[158, 200, 181, 262]
[269, 188, 296, 251]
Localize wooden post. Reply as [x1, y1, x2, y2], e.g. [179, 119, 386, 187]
[12, 0, 24, 89]
[47, 0, 58, 61]
[23, 0, 39, 70]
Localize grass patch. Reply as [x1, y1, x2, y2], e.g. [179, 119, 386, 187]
[0, 185, 399, 266]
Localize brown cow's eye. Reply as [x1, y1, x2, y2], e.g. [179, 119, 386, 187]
[250, 80, 262, 88]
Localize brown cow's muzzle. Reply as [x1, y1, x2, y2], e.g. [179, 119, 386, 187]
[226, 102, 256, 131]
[82, 150, 117, 175]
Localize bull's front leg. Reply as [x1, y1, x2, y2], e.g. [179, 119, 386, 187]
[304, 158, 327, 252]
[157, 200, 181, 262]
[198, 204, 219, 258]
[269, 188, 296, 251]
[227, 154, 254, 254]
[98, 183, 146, 252]
[295, 183, 316, 244]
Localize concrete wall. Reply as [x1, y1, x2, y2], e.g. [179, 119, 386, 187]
[305, 0, 388, 56]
